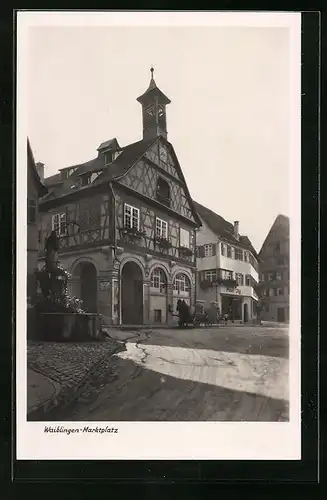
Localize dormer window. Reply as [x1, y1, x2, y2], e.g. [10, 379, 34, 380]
[80, 173, 90, 186]
[156, 176, 170, 207]
[104, 150, 121, 165]
[104, 152, 112, 165]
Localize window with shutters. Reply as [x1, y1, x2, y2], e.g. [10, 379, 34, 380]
[227, 245, 232, 258]
[220, 269, 233, 280]
[235, 248, 243, 260]
[235, 273, 244, 286]
[52, 212, 67, 236]
[124, 204, 140, 230]
[245, 275, 251, 286]
[244, 251, 248, 262]
[221, 243, 225, 256]
[179, 227, 190, 248]
[204, 244, 213, 257]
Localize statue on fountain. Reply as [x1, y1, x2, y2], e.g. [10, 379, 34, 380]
[35, 230, 84, 315]
[33, 230, 104, 341]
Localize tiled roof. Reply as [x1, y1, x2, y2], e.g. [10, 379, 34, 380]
[259, 214, 289, 256]
[94, 137, 158, 184]
[42, 138, 157, 201]
[136, 76, 171, 105]
[27, 138, 48, 195]
[44, 173, 61, 187]
[97, 138, 120, 151]
[193, 200, 258, 258]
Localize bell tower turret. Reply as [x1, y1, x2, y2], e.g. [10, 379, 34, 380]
[137, 67, 171, 141]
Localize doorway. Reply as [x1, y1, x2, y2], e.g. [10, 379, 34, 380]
[277, 307, 285, 322]
[222, 296, 242, 321]
[73, 262, 98, 312]
[121, 261, 143, 325]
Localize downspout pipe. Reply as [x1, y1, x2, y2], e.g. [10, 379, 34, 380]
[108, 181, 117, 261]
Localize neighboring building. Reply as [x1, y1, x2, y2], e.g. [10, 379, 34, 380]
[38, 69, 201, 326]
[194, 201, 259, 322]
[27, 138, 47, 301]
[258, 214, 290, 323]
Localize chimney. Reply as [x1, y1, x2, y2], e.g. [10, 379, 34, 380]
[35, 162, 45, 182]
[234, 221, 239, 240]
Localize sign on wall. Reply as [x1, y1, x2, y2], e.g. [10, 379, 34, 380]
[100, 281, 110, 291]
[221, 286, 241, 295]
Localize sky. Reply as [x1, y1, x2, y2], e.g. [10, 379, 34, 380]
[27, 24, 291, 252]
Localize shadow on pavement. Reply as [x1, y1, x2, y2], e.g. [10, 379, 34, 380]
[46, 355, 289, 423]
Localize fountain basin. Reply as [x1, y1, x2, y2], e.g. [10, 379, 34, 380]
[36, 312, 102, 342]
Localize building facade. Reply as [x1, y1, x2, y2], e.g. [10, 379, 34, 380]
[258, 214, 290, 323]
[38, 69, 201, 326]
[194, 202, 259, 322]
[27, 138, 47, 301]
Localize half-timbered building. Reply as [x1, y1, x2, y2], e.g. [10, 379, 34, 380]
[38, 69, 201, 326]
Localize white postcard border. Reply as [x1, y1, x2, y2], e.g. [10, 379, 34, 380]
[16, 11, 301, 461]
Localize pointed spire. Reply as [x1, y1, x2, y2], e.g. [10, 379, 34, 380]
[147, 66, 157, 91]
[137, 67, 171, 105]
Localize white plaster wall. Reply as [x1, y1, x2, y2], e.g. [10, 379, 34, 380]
[150, 293, 167, 324]
[219, 256, 259, 282]
[196, 217, 258, 281]
[195, 219, 217, 246]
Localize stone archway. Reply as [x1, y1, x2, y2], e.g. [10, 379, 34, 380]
[149, 266, 169, 324]
[121, 261, 143, 325]
[172, 272, 191, 315]
[73, 261, 97, 313]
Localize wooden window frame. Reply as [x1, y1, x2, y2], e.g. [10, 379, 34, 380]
[179, 227, 190, 249]
[124, 203, 140, 230]
[204, 270, 217, 282]
[173, 273, 191, 294]
[155, 217, 168, 239]
[204, 243, 213, 257]
[51, 211, 67, 236]
[151, 268, 167, 293]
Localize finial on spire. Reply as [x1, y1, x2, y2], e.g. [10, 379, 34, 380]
[150, 66, 154, 79]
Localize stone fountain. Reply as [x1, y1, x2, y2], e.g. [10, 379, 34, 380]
[33, 231, 102, 341]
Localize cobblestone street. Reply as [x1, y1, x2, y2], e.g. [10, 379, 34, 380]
[27, 338, 124, 418]
[28, 325, 289, 422]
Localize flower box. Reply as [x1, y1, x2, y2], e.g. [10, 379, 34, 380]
[178, 246, 193, 257]
[119, 227, 145, 239]
[220, 279, 237, 288]
[200, 279, 215, 290]
[155, 237, 172, 249]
